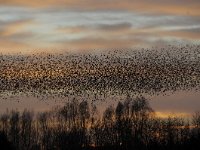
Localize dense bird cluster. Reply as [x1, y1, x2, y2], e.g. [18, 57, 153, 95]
[0, 45, 200, 99]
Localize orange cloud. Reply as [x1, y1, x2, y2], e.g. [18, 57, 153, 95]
[57, 26, 89, 34]
[159, 30, 200, 40]
[0, 39, 30, 53]
[123, 26, 200, 41]
[0, 19, 35, 37]
[0, 19, 38, 53]
[0, 39, 58, 54]
[0, 0, 76, 7]
[56, 37, 143, 51]
[0, 1, 199, 52]
[54, 23, 200, 51]
[0, 0, 200, 16]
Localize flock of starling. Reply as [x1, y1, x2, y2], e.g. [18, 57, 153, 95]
[0, 45, 200, 99]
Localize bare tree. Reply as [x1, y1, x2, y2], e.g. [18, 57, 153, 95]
[9, 110, 20, 149]
[20, 109, 34, 150]
[193, 112, 200, 128]
[0, 112, 10, 135]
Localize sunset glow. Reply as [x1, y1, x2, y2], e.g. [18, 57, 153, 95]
[0, 0, 200, 53]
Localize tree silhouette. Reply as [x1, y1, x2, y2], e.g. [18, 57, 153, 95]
[0, 96, 199, 150]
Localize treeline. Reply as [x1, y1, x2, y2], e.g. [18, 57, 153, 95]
[0, 96, 200, 150]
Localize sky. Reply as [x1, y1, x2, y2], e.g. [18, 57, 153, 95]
[1, 90, 200, 118]
[0, 0, 200, 53]
[0, 0, 200, 117]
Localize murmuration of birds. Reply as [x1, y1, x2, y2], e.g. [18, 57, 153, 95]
[0, 45, 200, 100]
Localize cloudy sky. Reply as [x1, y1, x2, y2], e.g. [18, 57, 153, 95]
[0, 0, 200, 53]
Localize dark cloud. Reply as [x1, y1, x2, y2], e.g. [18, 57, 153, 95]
[57, 22, 132, 33]
[178, 27, 200, 33]
[96, 22, 132, 31]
